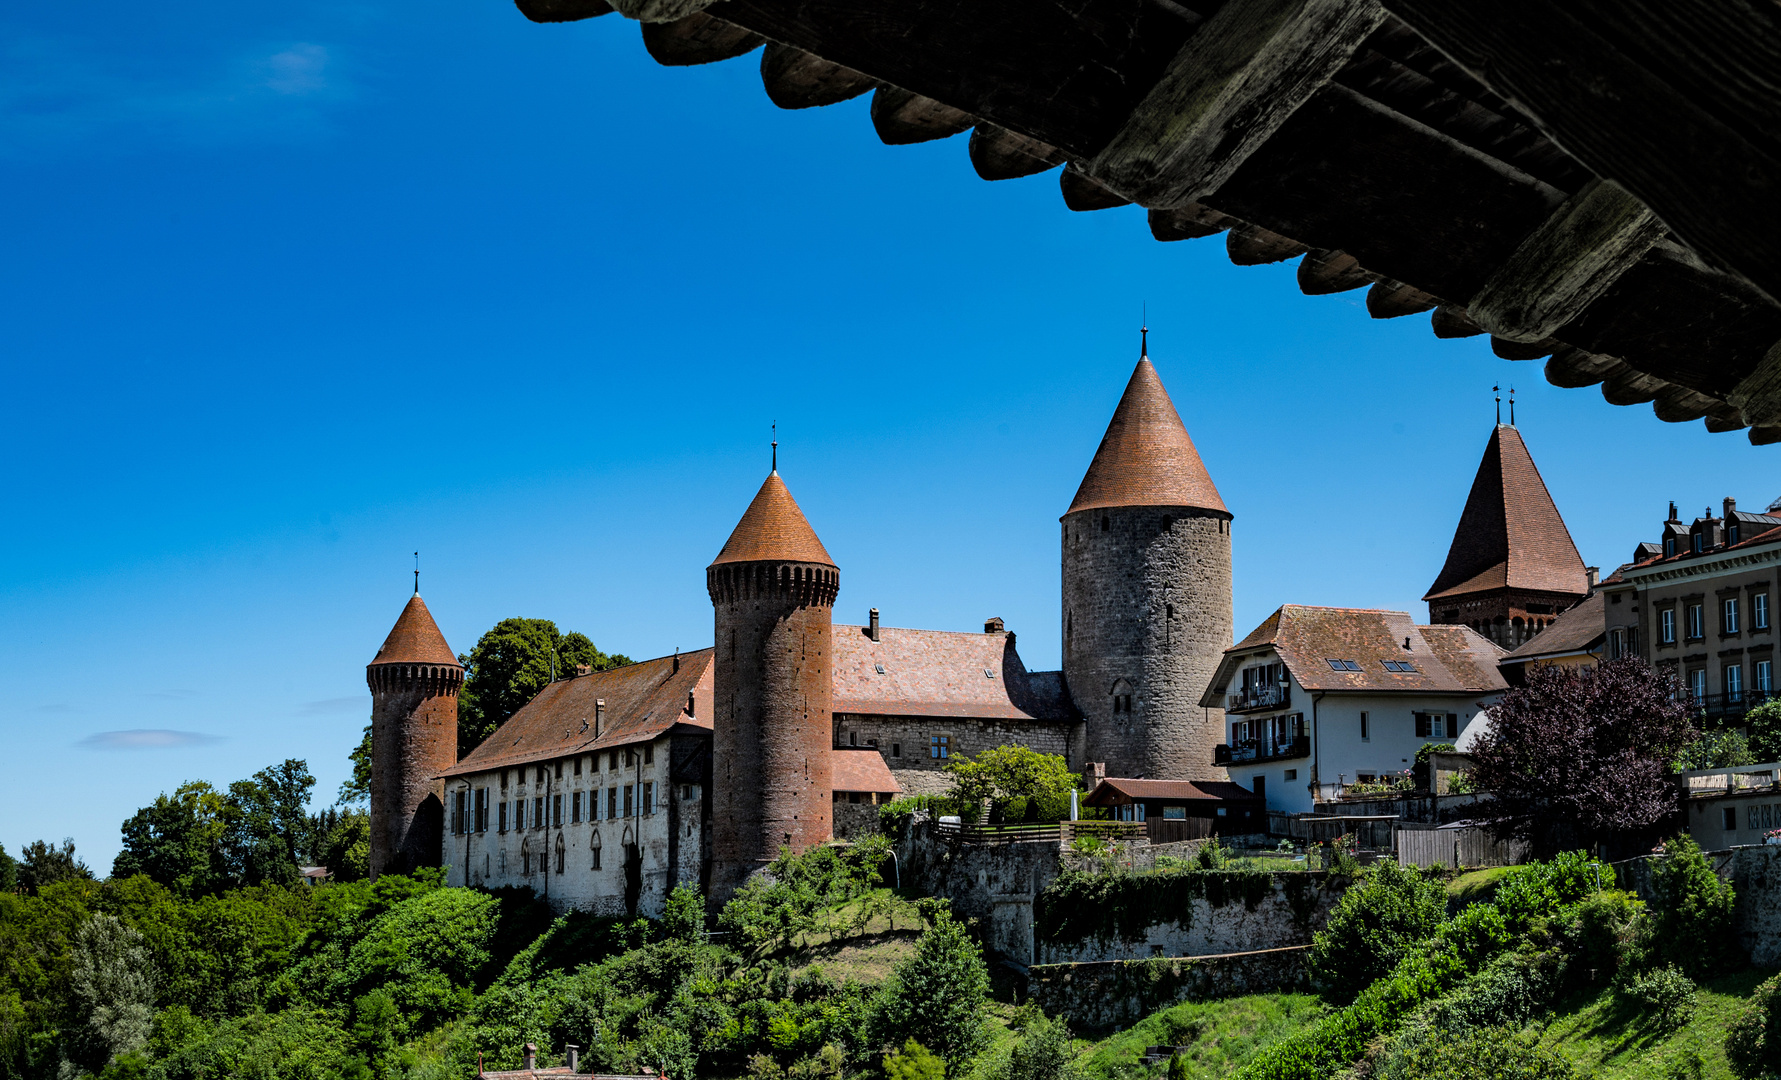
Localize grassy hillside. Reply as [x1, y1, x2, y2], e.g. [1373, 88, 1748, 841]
[1076, 995, 1327, 1080]
[1536, 969, 1769, 1080]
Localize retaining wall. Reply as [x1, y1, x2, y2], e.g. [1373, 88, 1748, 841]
[1027, 947, 1310, 1033]
[1034, 872, 1343, 965]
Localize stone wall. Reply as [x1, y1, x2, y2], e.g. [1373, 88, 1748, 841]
[1618, 844, 1781, 967]
[894, 818, 1065, 963]
[1035, 872, 1343, 965]
[833, 800, 881, 840]
[1027, 947, 1310, 1033]
[834, 714, 1075, 790]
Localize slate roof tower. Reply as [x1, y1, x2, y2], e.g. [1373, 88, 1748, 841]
[367, 590, 463, 879]
[1424, 423, 1589, 648]
[706, 461, 837, 907]
[1063, 335, 1233, 780]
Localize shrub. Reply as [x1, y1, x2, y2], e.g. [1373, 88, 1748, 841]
[1551, 889, 1641, 984]
[1623, 965, 1696, 1033]
[1005, 1012, 1076, 1080]
[1726, 973, 1781, 1079]
[944, 746, 1079, 824]
[1306, 860, 1446, 1004]
[1391, 1026, 1577, 1080]
[883, 1039, 945, 1080]
[1492, 851, 1608, 933]
[1748, 701, 1781, 763]
[1673, 728, 1755, 771]
[869, 911, 988, 1065]
[1436, 903, 1510, 970]
[1644, 834, 1737, 977]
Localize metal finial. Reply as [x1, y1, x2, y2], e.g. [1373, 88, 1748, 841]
[413, 552, 419, 595]
[1141, 304, 1148, 359]
[771, 421, 777, 473]
[1508, 386, 1516, 426]
[1493, 385, 1501, 426]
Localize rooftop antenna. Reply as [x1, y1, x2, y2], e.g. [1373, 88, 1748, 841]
[1493, 385, 1501, 425]
[771, 421, 778, 473]
[1509, 386, 1516, 426]
[413, 552, 419, 595]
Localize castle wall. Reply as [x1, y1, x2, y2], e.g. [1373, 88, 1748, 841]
[369, 663, 460, 878]
[833, 712, 1076, 795]
[1062, 506, 1232, 781]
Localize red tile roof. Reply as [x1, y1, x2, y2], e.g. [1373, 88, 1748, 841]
[1084, 778, 1262, 805]
[1206, 605, 1507, 703]
[832, 748, 902, 794]
[1424, 425, 1588, 602]
[369, 594, 461, 668]
[711, 471, 834, 567]
[1067, 357, 1227, 516]
[441, 650, 713, 777]
[831, 624, 1077, 722]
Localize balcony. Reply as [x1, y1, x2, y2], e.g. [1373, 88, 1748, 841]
[1215, 735, 1310, 766]
[1690, 688, 1779, 722]
[1226, 684, 1291, 713]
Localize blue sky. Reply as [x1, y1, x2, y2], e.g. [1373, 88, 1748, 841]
[2, 0, 1775, 872]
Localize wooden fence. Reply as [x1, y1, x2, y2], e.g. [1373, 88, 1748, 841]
[1396, 826, 1527, 868]
[1269, 813, 1397, 850]
[936, 822, 1061, 846]
[1145, 817, 1215, 844]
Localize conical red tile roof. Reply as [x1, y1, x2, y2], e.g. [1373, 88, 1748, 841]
[1068, 357, 1227, 515]
[1424, 425, 1588, 601]
[711, 471, 835, 567]
[369, 594, 461, 667]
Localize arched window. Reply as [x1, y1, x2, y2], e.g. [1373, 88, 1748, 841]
[555, 834, 566, 875]
[591, 831, 603, 870]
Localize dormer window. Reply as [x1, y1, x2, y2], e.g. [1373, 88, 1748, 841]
[1664, 537, 1676, 557]
[1731, 523, 1742, 544]
[1693, 534, 1704, 553]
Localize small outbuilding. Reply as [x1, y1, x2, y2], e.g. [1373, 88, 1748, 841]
[1082, 778, 1265, 838]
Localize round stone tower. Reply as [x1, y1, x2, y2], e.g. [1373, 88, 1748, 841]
[1063, 335, 1233, 781]
[367, 590, 462, 879]
[706, 464, 837, 906]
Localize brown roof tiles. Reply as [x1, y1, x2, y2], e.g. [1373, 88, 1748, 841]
[368, 594, 461, 668]
[1084, 777, 1262, 805]
[831, 625, 1076, 723]
[832, 747, 902, 794]
[1067, 357, 1227, 516]
[1502, 590, 1606, 661]
[1424, 425, 1588, 602]
[711, 471, 835, 567]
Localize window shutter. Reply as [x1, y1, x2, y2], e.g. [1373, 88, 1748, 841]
[1447, 713, 1458, 735]
[1416, 713, 1431, 738]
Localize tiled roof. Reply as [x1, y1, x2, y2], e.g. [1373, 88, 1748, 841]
[1424, 425, 1588, 602]
[1084, 778, 1262, 805]
[831, 624, 1077, 723]
[1616, 517, 1781, 576]
[369, 594, 461, 668]
[1207, 605, 1507, 703]
[832, 747, 902, 794]
[1066, 356, 1227, 516]
[442, 650, 713, 777]
[711, 471, 834, 567]
[1502, 591, 1606, 661]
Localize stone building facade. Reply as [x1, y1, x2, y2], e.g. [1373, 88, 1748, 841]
[367, 593, 462, 879]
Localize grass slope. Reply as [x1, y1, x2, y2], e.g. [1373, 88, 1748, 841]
[1536, 969, 1769, 1080]
[1077, 995, 1327, 1080]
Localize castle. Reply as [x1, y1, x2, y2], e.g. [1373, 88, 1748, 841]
[364, 338, 1239, 912]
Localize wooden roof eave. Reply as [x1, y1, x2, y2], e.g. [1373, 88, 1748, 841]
[514, 0, 1781, 445]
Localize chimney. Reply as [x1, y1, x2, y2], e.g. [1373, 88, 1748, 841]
[673, 648, 680, 674]
[1083, 761, 1106, 788]
[522, 1043, 536, 1071]
[567, 1045, 580, 1073]
[686, 690, 696, 717]
[594, 699, 605, 737]
[984, 616, 1006, 634]
[1587, 566, 1600, 588]
[1668, 500, 1679, 522]
[575, 663, 591, 677]
[869, 608, 881, 642]
[1726, 496, 1738, 521]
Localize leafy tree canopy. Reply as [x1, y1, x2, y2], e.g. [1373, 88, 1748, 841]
[1746, 699, 1781, 762]
[111, 761, 317, 896]
[457, 619, 632, 759]
[339, 725, 373, 807]
[870, 909, 989, 1064]
[943, 745, 1079, 823]
[1470, 658, 1694, 857]
[0, 842, 17, 892]
[1306, 858, 1446, 1004]
[18, 839, 94, 894]
[1673, 728, 1755, 771]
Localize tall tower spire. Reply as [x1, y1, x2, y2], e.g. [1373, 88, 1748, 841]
[1063, 347, 1233, 782]
[706, 467, 837, 907]
[367, 586, 462, 879]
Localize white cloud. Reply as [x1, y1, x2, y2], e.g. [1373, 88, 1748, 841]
[79, 729, 224, 750]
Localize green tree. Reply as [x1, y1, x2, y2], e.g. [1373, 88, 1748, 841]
[112, 781, 229, 895]
[17, 838, 93, 894]
[1747, 700, 1781, 762]
[871, 911, 989, 1064]
[943, 745, 1078, 823]
[0, 842, 17, 892]
[67, 913, 157, 1071]
[1306, 859, 1446, 1004]
[318, 810, 372, 883]
[1645, 833, 1737, 977]
[218, 762, 315, 889]
[1673, 728, 1755, 771]
[883, 1039, 945, 1080]
[457, 618, 632, 758]
[339, 725, 373, 806]
[1006, 1013, 1076, 1080]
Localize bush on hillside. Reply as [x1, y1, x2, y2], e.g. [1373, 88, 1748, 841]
[883, 1039, 945, 1080]
[869, 911, 988, 1065]
[1623, 965, 1696, 1033]
[1726, 973, 1781, 1079]
[1306, 860, 1446, 1004]
[1550, 889, 1641, 985]
[1003, 1012, 1077, 1080]
[1390, 1026, 1577, 1080]
[1746, 701, 1781, 763]
[1643, 834, 1737, 978]
[718, 837, 891, 949]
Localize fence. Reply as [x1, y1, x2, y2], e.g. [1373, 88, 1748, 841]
[1395, 825, 1527, 868]
[1146, 817, 1215, 844]
[935, 821, 1061, 846]
[1269, 813, 1397, 850]
[1063, 820, 1149, 846]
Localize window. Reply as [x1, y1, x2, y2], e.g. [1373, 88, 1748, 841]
[552, 794, 562, 827]
[1660, 608, 1676, 644]
[516, 800, 527, 830]
[624, 785, 634, 817]
[522, 852, 530, 875]
[1690, 668, 1707, 702]
[499, 801, 509, 832]
[1688, 604, 1705, 640]
[554, 761, 563, 780]
[609, 751, 619, 770]
[1665, 536, 1676, 557]
[501, 770, 510, 790]
[536, 766, 547, 784]
[1415, 712, 1451, 738]
[644, 744, 654, 765]
[1727, 664, 1744, 702]
[1732, 522, 1743, 544]
[1284, 769, 1298, 781]
[1725, 808, 1738, 830]
[644, 782, 656, 816]
[1693, 534, 1704, 553]
[574, 757, 582, 776]
[591, 836, 602, 870]
[1757, 593, 1771, 630]
[1162, 806, 1186, 820]
[682, 784, 692, 800]
[1324, 658, 1361, 671]
[608, 787, 618, 819]
[1609, 628, 1625, 659]
[930, 735, 951, 759]
[850, 731, 857, 746]
[1726, 597, 1742, 634]
[1758, 660, 1774, 694]
[476, 789, 488, 832]
[1101, 515, 1109, 532]
[532, 796, 543, 828]
[1112, 694, 1133, 713]
[891, 743, 901, 758]
[556, 845, 565, 874]
[1360, 712, 1370, 741]
[1382, 660, 1417, 673]
[572, 792, 582, 824]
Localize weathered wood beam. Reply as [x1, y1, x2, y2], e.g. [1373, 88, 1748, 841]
[968, 125, 1065, 182]
[1060, 166, 1131, 212]
[1728, 341, 1781, 429]
[643, 12, 764, 66]
[1490, 336, 1555, 361]
[870, 87, 973, 145]
[759, 43, 873, 109]
[1751, 426, 1781, 447]
[1087, 0, 1387, 207]
[1298, 249, 1371, 294]
[1227, 224, 1308, 266]
[1544, 348, 1624, 390]
[1602, 368, 1666, 407]
[609, 0, 712, 23]
[1430, 307, 1483, 338]
[1465, 178, 1665, 343]
[1377, 0, 1781, 306]
[1652, 384, 1717, 424]
[1366, 280, 1438, 318]
[515, 0, 613, 22]
[1149, 205, 1234, 242]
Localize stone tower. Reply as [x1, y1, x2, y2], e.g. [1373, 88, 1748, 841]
[1062, 336, 1233, 781]
[1423, 423, 1588, 648]
[706, 464, 838, 906]
[367, 590, 462, 879]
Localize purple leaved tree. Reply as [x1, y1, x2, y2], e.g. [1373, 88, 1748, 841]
[1471, 658, 1694, 858]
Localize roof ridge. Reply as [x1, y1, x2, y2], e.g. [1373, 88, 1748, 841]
[1066, 357, 1227, 516]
